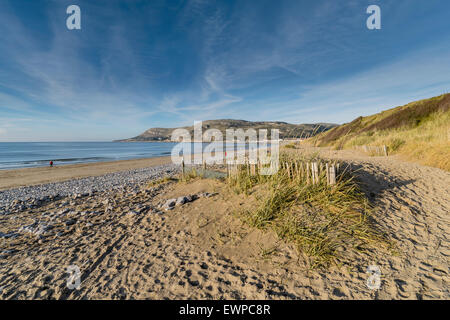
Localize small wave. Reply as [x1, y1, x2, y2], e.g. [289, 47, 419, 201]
[50, 157, 110, 163]
[0, 157, 112, 169]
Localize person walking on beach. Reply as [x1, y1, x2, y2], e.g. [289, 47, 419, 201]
[49, 160, 53, 167]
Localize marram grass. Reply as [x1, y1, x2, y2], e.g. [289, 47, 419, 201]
[228, 152, 392, 268]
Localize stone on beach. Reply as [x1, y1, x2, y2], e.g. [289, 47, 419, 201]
[198, 192, 218, 198]
[126, 210, 140, 216]
[65, 219, 77, 226]
[0, 231, 19, 239]
[162, 199, 177, 210]
[19, 221, 54, 236]
[176, 196, 189, 205]
[0, 164, 180, 211]
[160, 192, 216, 211]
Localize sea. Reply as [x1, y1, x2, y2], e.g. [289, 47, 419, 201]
[0, 142, 250, 170]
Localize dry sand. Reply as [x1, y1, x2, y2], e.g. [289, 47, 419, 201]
[0, 147, 448, 299]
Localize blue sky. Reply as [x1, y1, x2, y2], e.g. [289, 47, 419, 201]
[0, 0, 449, 141]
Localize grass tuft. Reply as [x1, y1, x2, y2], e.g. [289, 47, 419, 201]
[228, 152, 391, 268]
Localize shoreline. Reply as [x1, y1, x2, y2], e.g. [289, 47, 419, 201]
[0, 145, 273, 211]
[0, 143, 276, 191]
[0, 162, 180, 211]
[0, 156, 173, 191]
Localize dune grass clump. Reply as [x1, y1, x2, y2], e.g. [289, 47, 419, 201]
[228, 152, 390, 268]
[148, 176, 177, 187]
[182, 167, 202, 182]
[284, 143, 297, 149]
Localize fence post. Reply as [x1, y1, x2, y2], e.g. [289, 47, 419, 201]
[246, 157, 250, 175]
[306, 162, 310, 184]
[250, 163, 256, 175]
[300, 162, 304, 179]
[329, 164, 336, 185]
[326, 162, 330, 185]
[287, 162, 292, 179]
[294, 161, 298, 179]
[383, 145, 388, 156]
[182, 159, 185, 178]
[229, 161, 233, 178]
[313, 162, 319, 184]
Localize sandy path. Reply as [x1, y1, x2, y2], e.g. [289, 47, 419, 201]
[299, 147, 450, 299]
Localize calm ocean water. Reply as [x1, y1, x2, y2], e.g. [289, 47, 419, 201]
[0, 142, 249, 170]
[0, 142, 178, 170]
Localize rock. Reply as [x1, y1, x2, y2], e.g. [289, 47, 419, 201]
[198, 192, 218, 198]
[135, 205, 149, 214]
[1, 249, 18, 255]
[176, 196, 189, 206]
[57, 208, 70, 215]
[187, 194, 199, 202]
[19, 222, 53, 236]
[162, 199, 176, 210]
[160, 192, 211, 210]
[0, 232, 19, 239]
[65, 219, 77, 226]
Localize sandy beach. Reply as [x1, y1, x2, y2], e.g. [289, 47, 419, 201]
[0, 156, 172, 191]
[0, 146, 449, 299]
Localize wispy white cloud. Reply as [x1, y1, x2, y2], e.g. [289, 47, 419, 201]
[0, 0, 449, 141]
[263, 41, 450, 123]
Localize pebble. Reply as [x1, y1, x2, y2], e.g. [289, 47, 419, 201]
[162, 199, 177, 210]
[0, 164, 180, 211]
[18, 222, 54, 236]
[160, 192, 216, 210]
[65, 219, 77, 226]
